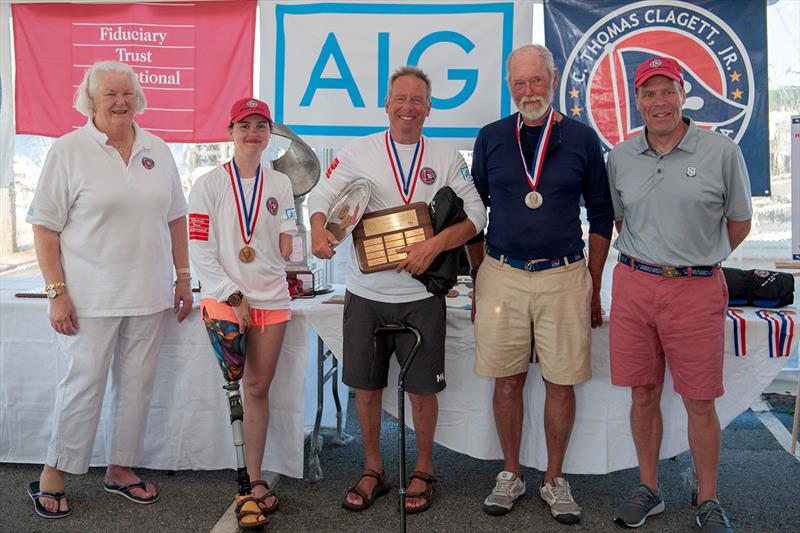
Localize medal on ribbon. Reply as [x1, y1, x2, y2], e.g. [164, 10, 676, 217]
[226, 160, 264, 263]
[516, 108, 555, 210]
[385, 131, 424, 205]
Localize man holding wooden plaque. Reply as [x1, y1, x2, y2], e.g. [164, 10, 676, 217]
[308, 66, 486, 514]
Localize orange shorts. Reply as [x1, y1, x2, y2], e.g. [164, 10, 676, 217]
[201, 298, 291, 332]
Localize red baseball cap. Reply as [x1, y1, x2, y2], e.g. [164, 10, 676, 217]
[634, 57, 684, 89]
[229, 97, 272, 124]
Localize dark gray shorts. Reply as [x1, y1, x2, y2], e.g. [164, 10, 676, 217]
[342, 290, 446, 395]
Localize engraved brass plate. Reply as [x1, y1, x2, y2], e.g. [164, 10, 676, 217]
[363, 210, 420, 237]
[353, 202, 433, 273]
[383, 233, 405, 244]
[367, 256, 388, 266]
[364, 243, 386, 254]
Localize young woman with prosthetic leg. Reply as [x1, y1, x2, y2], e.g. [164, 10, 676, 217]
[189, 98, 297, 529]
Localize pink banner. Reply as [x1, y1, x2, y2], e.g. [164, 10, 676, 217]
[13, 1, 255, 142]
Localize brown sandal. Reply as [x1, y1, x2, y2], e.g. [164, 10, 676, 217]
[404, 471, 436, 514]
[342, 469, 390, 512]
[250, 479, 279, 514]
[234, 494, 267, 529]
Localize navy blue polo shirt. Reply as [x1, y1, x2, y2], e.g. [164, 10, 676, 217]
[471, 113, 614, 259]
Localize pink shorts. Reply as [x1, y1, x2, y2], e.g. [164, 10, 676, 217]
[201, 298, 291, 332]
[609, 261, 728, 400]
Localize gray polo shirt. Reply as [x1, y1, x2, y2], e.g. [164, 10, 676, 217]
[607, 119, 752, 266]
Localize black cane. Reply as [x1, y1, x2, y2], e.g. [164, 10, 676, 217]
[374, 323, 422, 533]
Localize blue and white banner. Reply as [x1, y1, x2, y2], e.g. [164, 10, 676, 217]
[545, 0, 770, 195]
[260, 1, 533, 150]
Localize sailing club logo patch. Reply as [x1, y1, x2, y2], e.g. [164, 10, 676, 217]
[266, 197, 279, 215]
[420, 167, 437, 185]
[141, 157, 155, 169]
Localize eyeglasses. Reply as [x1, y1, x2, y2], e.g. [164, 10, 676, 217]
[511, 77, 549, 90]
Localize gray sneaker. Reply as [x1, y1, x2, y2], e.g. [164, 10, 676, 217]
[483, 471, 526, 516]
[614, 483, 665, 528]
[695, 500, 733, 532]
[539, 477, 582, 524]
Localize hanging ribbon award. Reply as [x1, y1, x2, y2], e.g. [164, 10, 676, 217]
[385, 131, 424, 205]
[516, 108, 555, 210]
[227, 160, 264, 263]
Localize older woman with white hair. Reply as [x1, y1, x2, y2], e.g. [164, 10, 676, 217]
[25, 60, 192, 518]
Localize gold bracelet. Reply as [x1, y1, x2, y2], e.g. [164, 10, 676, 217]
[43, 282, 66, 291]
[175, 277, 192, 284]
[176, 267, 191, 276]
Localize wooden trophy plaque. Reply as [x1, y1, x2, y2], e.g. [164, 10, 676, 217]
[352, 202, 433, 273]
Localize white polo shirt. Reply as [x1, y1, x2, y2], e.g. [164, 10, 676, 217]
[188, 163, 297, 309]
[27, 120, 187, 317]
[307, 131, 486, 303]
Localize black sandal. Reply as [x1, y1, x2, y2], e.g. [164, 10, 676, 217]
[250, 479, 279, 514]
[27, 481, 71, 519]
[404, 471, 436, 514]
[342, 469, 390, 512]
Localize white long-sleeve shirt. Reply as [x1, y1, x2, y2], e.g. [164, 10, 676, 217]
[308, 131, 486, 303]
[188, 163, 297, 309]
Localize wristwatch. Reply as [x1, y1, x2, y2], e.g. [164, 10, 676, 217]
[44, 282, 66, 299]
[226, 291, 243, 307]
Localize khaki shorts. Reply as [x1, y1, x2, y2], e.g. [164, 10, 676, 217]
[474, 255, 592, 384]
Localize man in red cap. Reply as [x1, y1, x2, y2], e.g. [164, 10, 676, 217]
[606, 57, 752, 532]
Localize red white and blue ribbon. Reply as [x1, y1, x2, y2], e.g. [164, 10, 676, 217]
[385, 131, 424, 205]
[516, 107, 555, 194]
[756, 310, 795, 358]
[226, 159, 264, 246]
[726, 309, 747, 357]
[776, 310, 795, 357]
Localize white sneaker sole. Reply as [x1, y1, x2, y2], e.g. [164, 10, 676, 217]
[483, 492, 525, 516]
[615, 500, 666, 528]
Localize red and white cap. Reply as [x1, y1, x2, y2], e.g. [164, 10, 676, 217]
[634, 57, 684, 89]
[229, 97, 272, 124]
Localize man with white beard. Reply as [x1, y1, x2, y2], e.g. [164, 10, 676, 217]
[469, 44, 613, 524]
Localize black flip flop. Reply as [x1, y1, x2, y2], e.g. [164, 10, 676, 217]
[27, 481, 71, 519]
[103, 481, 160, 504]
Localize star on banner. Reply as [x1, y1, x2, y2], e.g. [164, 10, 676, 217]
[729, 71, 741, 82]
[570, 104, 582, 116]
[569, 88, 580, 99]
[732, 88, 743, 100]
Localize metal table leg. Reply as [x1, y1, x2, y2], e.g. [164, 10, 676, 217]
[306, 335, 353, 482]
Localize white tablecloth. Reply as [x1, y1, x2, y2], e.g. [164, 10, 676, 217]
[0, 278, 344, 479]
[308, 299, 796, 474]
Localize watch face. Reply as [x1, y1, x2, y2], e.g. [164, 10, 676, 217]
[46, 289, 57, 298]
[227, 293, 242, 307]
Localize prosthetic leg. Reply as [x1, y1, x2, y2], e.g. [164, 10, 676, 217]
[203, 309, 267, 529]
[374, 323, 422, 533]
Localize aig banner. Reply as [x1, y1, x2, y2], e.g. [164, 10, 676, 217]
[545, 0, 770, 195]
[260, 1, 533, 150]
[13, 1, 256, 143]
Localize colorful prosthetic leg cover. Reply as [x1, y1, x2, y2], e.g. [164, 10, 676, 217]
[202, 308, 247, 382]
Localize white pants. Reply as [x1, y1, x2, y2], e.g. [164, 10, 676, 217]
[46, 311, 168, 474]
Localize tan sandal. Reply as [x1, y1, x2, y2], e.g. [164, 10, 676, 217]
[342, 469, 390, 512]
[404, 471, 436, 514]
[234, 494, 267, 529]
[250, 479, 279, 514]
